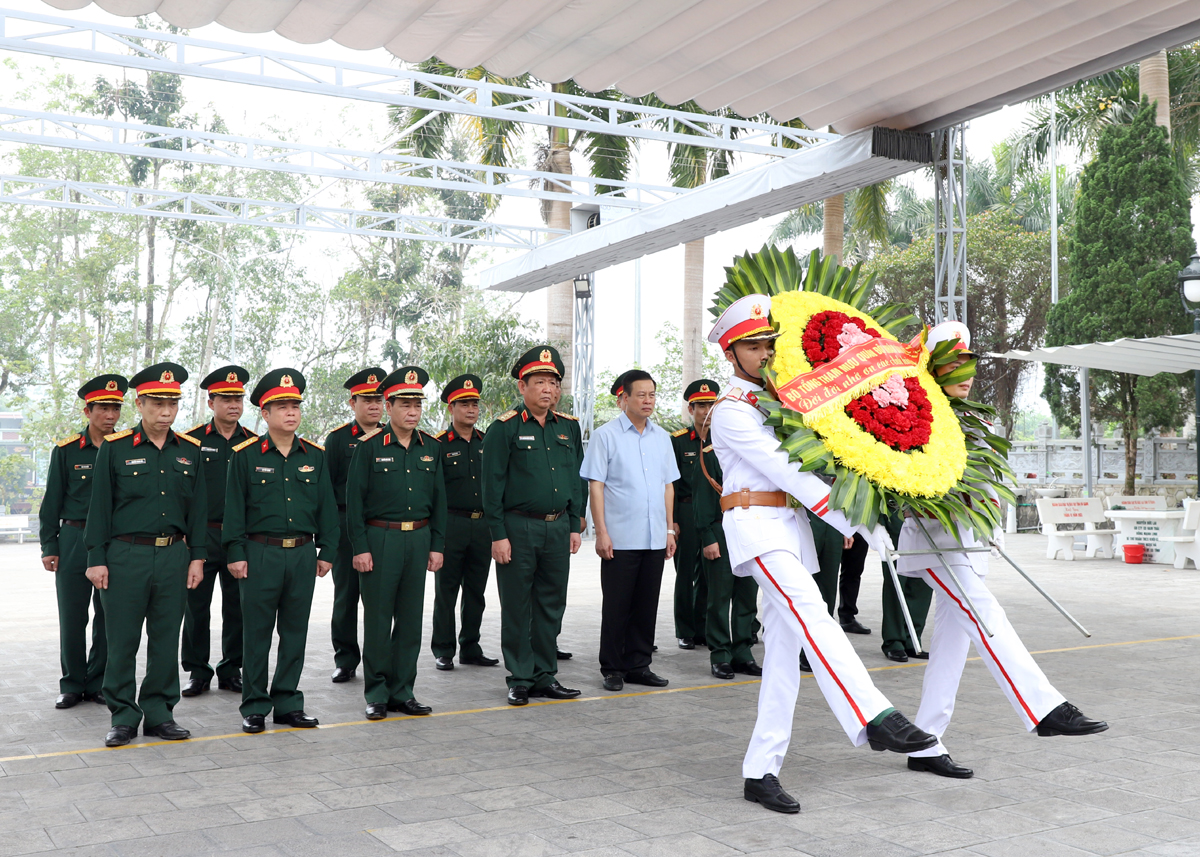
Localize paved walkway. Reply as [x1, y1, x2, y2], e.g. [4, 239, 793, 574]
[0, 534, 1197, 856]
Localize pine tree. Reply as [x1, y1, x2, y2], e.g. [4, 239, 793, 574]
[1043, 99, 1196, 493]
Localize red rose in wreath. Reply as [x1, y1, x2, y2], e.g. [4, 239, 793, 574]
[802, 311, 932, 452]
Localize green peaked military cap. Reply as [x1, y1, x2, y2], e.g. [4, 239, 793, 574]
[381, 366, 429, 399]
[609, 371, 629, 397]
[441, 373, 482, 403]
[511, 345, 563, 380]
[130, 362, 188, 399]
[79, 373, 128, 404]
[250, 368, 306, 407]
[200, 364, 249, 396]
[345, 367, 387, 396]
[684, 378, 720, 403]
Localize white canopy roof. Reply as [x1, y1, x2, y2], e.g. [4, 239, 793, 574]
[995, 334, 1200, 376]
[39, 0, 1200, 133]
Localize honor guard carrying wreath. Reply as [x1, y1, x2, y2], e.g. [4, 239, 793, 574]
[324, 367, 386, 683]
[84, 363, 207, 748]
[223, 369, 338, 734]
[40, 373, 127, 710]
[431, 374, 499, 671]
[707, 296, 936, 813]
[345, 366, 446, 720]
[180, 365, 256, 698]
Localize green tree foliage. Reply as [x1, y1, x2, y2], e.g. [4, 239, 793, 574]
[0, 453, 32, 509]
[1042, 100, 1196, 492]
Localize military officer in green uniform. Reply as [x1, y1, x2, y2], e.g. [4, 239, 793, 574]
[84, 362, 206, 747]
[687, 379, 761, 679]
[431, 374, 498, 671]
[223, 369, 338, 734]
[41, 373, 127, 709]
[180, 365, 256, 697]
[669, 378, 706, 650]
[346, 366, 446, 720]
[324, 367, 386, 683]
[482, 346, 584, 706]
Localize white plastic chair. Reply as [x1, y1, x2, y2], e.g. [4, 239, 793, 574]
[1160, 500, 1200, 570]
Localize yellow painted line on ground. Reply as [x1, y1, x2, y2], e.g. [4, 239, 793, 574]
[3, 633, 1197, 765]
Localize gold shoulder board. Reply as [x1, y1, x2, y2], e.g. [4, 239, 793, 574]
[358, 427, 382, 442]
[434, 429, 448, 440]
[184, 423, 206, 436]
[232, 436, 257, 452]
[176, 432, 202, 447]
[497, 410, 518, 422]
[703, 445, 714, 453]
[104, 429, 133, 442]
[671, 427, 689, 437]
[553, 410, 579, 421]
[301, 437, 325, 451]
[55, 433, 81, 447]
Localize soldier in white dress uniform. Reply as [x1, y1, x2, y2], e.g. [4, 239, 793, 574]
[896, 321, 1108, 779]
[706, 295, 937, 814]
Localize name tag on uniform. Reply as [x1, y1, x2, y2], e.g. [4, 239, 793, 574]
[375, 457, 394, 463]
[255, 466, 274, 473]
[347, 442, 357, 449]
[298, 465, 315, 472]
[201, 446, 219, 452]
[446, 451, 461, 458]
[420, 455, 434, 462]
[176, 456, 193, 466]
[125, 458, 146, 466]
[518, 436, 535, 441]
[684, 451, 697, 458]
[74, 463, 92, 470]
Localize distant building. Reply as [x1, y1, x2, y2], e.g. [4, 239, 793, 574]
[0, 413, 27, 458]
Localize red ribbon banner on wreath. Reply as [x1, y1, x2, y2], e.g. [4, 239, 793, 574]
[776, 335, 926, 417]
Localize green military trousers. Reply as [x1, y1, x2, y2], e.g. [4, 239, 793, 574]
[360, 525, 430, 704]
[240, 540, 317, 718]
[881, 576, 933, 655]
[672, 508, 706, 641]
[702, 532, 759, 665]
[330, 509, 361, 671]
[56, 523, 106, 695]
[808, 511, 844, 617]
[181, 527, 242, 684]
[496, 513, 569, 690]
[99, 538, 187, 729]
[431, 514, 491, 661]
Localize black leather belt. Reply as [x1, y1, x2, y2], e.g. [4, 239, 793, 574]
[368, 518, 429, 531]
[449, 509, 485, 519]
[247, 534, 313, 548]
[115, 534, 184, 547]
[677, 497, 692, 503]
[507, 509, 565, 522]
[207, 521, 222, 530]
[61, 519, 85, 528]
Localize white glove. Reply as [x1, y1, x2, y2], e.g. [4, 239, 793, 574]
[990, 528, 1006, 558]
[860, 524, 893, 559]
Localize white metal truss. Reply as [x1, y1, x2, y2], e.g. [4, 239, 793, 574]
[572, 276, 596, 446]
[0, 173, 565, 247]
[0, 107, 680, 209]
[0, 6, 837, 159]
[933, 124, 967, 323]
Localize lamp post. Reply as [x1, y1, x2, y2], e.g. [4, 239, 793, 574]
[1178, 253, 1200, 491]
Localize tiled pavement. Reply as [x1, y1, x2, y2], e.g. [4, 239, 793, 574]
[0, 534, 1197, 856]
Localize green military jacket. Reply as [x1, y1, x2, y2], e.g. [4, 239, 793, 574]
[671, 426, 701, 504]
[84, 423, 208, 567]
[345, 428, 447, 556]
[692, 439, 726, 549]
[181, 419, 257, 523]
[481, 406, 584, 542]
[436, 425, 485, 512]
[222, 433, 339, 564]
[39, 428, 101, 557]
[325, 419, 383, 508]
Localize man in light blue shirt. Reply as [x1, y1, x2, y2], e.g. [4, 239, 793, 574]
[580, 369, 680, 692]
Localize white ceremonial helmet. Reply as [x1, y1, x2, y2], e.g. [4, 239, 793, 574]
[707, 295, 781, 352]
[926, 320, 977, 357]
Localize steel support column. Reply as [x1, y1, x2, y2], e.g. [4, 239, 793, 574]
[573, 274, 596, 446]
[933, 123, 967, 323]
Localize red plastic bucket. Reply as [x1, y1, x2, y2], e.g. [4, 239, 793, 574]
[1123, 544, 1145, 564]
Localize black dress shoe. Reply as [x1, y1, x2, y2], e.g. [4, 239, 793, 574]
[273, 710, 319, 728]
[331, 667, 356, 683]
[390, 698, 432, 715]
[905, 650, 930, 660]
[908, 754, 974, 779]
[799, 653, 812, 673]
[530, 682, 581, 700]
[55, 692, 83, 709]
[181, 678, 210, 697]
[217, 676, 242, 692]
[1036, 702, 1109, 737]
[104, 725, 136, 747]
[692, 637, 707, 648]
[435, 656, 455, 671]
[556, 650, 573, 660]
[732, 660, 763, 676]
[624, 670, 668, 687]
[866, 711, 937, 753]
[602, 673, 624, 692]
[83, 691, 105, 705]
[365, 703, 388, 721]
[507, 686, 529, 706]
[711, 662, 735, 680]
[460, 654, 499, 667]
[677, 637, 695, 650]
[242, 714, 265, 734]
[884, 649, 909, 663]
[744, 774, 800, 813]
[143, 720, 191, 741]
[841, 619, 872, 635]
